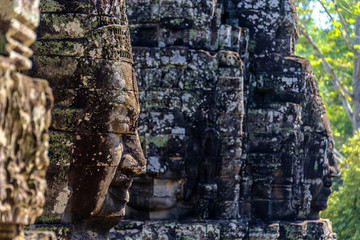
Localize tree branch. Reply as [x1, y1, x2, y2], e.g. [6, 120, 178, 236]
[317, 0, 355, 51]
[331, 0, 356, 52]
[301, 27, 354, 120]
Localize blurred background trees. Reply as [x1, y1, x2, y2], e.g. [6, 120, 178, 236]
[295, 1, 360, 238]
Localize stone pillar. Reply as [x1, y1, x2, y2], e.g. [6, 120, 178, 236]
[110, 0, 339, 239]
[125, 0, 245, 221]
[30, 0, 145, 239]
[0, 0, 53, 239]
[224, 0, 340, 222]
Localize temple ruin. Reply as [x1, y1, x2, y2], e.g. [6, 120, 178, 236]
[0, 0, 340, 239]
[0, 0, 54, 239]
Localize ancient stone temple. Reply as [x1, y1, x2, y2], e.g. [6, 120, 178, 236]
[26, 0, 339, 239]
[0, 0, 54, 239]
[110, 0, 340, 239]
[126, 0, 245, 221]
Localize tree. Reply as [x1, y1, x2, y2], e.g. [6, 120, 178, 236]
[296, 2, 360, 238]
[320, 131, 360, 239]
[296, 0, 360, 146]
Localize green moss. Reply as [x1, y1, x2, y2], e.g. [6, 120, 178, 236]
[51, 108, 83, 131]
[147, 135, 171, 147]
[25, 224, 72, 235]
[40, 1, 64, 12]
[34, 40, 84, 57]
[179, 236, 195, 240]
[34, 213, 60, 224]
[49, 131, 73, 179]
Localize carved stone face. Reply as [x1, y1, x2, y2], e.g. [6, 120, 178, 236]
[305, 136, 340, 219]
[62, 62, 145, 238]
[301, 91, 341, 219]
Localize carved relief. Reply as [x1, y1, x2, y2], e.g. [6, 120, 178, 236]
[125, 0, 245, 221]
[0, 0, 53, 239]
[30, 0, 145, 239]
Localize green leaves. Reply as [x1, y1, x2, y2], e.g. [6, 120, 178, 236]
[296, 0, 354, 146]
[321, 132, 360, 239]
[297, 3, 360, 237]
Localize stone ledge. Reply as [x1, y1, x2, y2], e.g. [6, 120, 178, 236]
[109, 219, 335, 240]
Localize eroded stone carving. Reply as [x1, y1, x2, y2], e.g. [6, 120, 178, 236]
[109, 0, 339, 238]
[27, 0, 339, 239]
[0, 0, 53, 239]
[30, 0, 145, 239]
[125, 0, 245, 221]
[224, 0, 340, 221]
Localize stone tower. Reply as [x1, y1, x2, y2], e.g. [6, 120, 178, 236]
[30, 0, 145, 239]
[0, 0, 53, 239]
[27, 0, 339, 239]
[110, 0, 339, 239]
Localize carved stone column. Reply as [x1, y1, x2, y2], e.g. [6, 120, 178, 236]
[0, 0, 53, 239]
[110, 0, 338, 239]
[30, 0, 145, 239]
[125, 0, 245, 221]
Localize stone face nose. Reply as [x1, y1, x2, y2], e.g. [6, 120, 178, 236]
[329, 164, 341, 178]
[328, 147, 341, 178]
[120, 133, 146, 174]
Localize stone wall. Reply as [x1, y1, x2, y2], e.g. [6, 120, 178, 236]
[126, 0, 246, 220]
[0, 0, 54, 239]
[110, 219, 336, 239]
[26, 0, 339, 239]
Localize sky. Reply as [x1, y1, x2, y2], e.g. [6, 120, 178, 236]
[312, 1, 333, 29]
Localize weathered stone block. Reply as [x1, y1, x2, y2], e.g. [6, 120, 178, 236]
[145, 89, 182, 110]
[215, 201, 239, 219]
[127, 2, 160, 23]
[220, 221, 247, 239]
[132, 47, 161, 68]
[248, 223, 280, 240]
[160, 47, 188, 66]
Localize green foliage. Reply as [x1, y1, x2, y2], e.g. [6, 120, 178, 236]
[321, 131, 360, 239]
[295, 0, 356, 146]
[296, 2, 360, 238]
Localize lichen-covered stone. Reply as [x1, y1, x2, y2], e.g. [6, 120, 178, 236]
[0, 0, 54, 239]
[31, 0, 146, 239]
[118, 0, 339, 239]
[125, 0, 245, 221]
